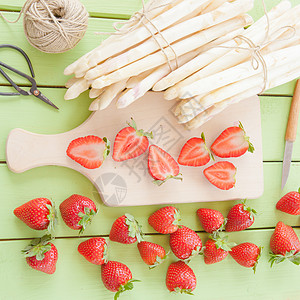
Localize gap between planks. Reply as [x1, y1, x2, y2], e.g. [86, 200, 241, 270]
[2, 226, 300, 242]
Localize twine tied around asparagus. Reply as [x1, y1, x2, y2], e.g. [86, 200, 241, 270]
[216, 0, 295, 94]
[95, 0, 179, 72]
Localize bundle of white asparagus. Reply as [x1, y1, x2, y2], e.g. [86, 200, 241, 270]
[64, 0, 300, 129]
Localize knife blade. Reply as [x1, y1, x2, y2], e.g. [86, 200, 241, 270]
[281, 79, 300, 189]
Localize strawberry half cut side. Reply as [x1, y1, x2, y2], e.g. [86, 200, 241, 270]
[148, 145, 182, 186]
[113, 118, 153, 162]
[211, 121, 254, 158]
[178, 133, 213, 167]
[203, 161, 236, 190]
[66, 135, 110, 169]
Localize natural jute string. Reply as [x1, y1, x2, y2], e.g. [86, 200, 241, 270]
[0, 0, 89, 53]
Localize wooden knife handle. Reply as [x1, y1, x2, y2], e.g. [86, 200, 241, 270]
[286, 80, 300, 142]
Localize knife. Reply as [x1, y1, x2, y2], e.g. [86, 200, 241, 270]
[281, 79, 300, 190]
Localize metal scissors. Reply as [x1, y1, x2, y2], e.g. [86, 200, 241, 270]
[0, 44, 59, 109]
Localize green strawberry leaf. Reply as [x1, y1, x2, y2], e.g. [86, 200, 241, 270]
[149, 251, 170, 269]
[46, 200, 58, 233]
[172, 287, 194, 295]
[239, 121, 255, 153]
[78, 207, 97, 235]
[125, 213, 144, 243]
[114, 279, 141, 300]
[172, 208, 181, 226]
[153, 174, 183, 186]
[103, 137, 111, 160]
[22, 234, 53, 261]
[128, 118, 153, 139]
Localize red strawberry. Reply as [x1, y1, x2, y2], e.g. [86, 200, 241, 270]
[113, 118, 153, 162]
[166, 261, 196, 295]
[14, 198, 57, 232]
[78, 237, 108, 265]
[276, 188, 300, 215]
[204, 234, 235, 265]
[59, 194, 97, 234]
[101, 261, 140, 298]
[148, 206, 181, 234]
[178, 133, 212, 167]
[137, 241, 168, 269]
[225, 201, 256, 232]
[211, 121, 254, 158]
[66, 135, 110, 169]
[169, 226, 202, 260]
[230, 242, 262, 273]
[269, 221, 300, 266]
[22, 235, 58, 274]
[148, 145, 182, 186]
[109, 214, 143, 244]
[203, 161, 236, 190]
[197, 208, 225, 233]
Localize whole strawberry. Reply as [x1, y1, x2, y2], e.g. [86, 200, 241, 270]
[169, 226, 202, 261]
[22, 235, 58, 274]
[14, 198, 57, 232]
[204, 234, 235, 265]
[230, 242, 262, 273]
[78, 237, 108, 265]
[109, 214, 143, 244]
[225, 200, 256, 232]
[137, 241, 168, 269]
[148, 206, 181, 234]
[197, 208, 225, 233]
[166, 261, 196, 295]
[59, 194, 97, 234]
[101, 261, 140, 299]
[269, 221, 300, 266]
[276, 188, 300, 215]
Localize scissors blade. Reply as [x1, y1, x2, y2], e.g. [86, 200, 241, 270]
[281, 140, 293, 190]
[32, 89, 59, 110]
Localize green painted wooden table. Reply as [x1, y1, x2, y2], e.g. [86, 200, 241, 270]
[0, 1, 300, 299]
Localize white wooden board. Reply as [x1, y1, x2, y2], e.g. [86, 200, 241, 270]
[6, 93, 264, 207]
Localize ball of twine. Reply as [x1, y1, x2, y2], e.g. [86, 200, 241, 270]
[22, 0, 89, 53]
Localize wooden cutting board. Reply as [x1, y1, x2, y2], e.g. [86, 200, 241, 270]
[6, 93, 263, 207]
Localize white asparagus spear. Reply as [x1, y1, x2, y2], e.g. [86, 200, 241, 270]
[64, 0, 180, 76]
[64, 78, 91, 100]
[116, 48, 200, 108]
[126, 70, 154, 89]
[186, 65, 300, 130]
[163, 0, 292, 100]
[65, 77, 81, 89]
[79, 0, 213, 77]
[89, 88, 103, 99]
[89, 80, 128, 111]
[92, 14, 253, 89]
[202, 0, 228, 13]
[153, 27, 246, 92]
[197, 49, 300, 109]
[179, 44, 300, 99]
[85, 0, 253, 81]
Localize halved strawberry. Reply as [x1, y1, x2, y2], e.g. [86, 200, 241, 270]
[211, 122, 254, 158]
[67, 135, 110, 169]
[148, 145, 182, 186]
[113, 118, 153, 162]
[178, 133, 212, 167]
[203, 161, 236, 190]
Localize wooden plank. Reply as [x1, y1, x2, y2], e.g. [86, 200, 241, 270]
[0, 0, 143, 19]
[0, 12, 114, 87]
[1, 230, 300, 300]
[1, 161, 300, 239]
[0, 92, 299, 162]
[0, 8, 299, 95]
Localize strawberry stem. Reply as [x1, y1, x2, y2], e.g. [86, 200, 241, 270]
[149, 252, 170, 269]
[172, 287, 194, 295]
[128, 118, 153, 139]
[114, 279, 141, 300]
[239, 121, 255, 153]
[78, 207, 97, 235]
[22, 234, 53, 261]
[153, 174, 183, 186]
[253, 246, 263, 274]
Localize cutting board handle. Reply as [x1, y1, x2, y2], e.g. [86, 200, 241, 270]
[286, 80, 300, 142]
[6, 128, 67, 173]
